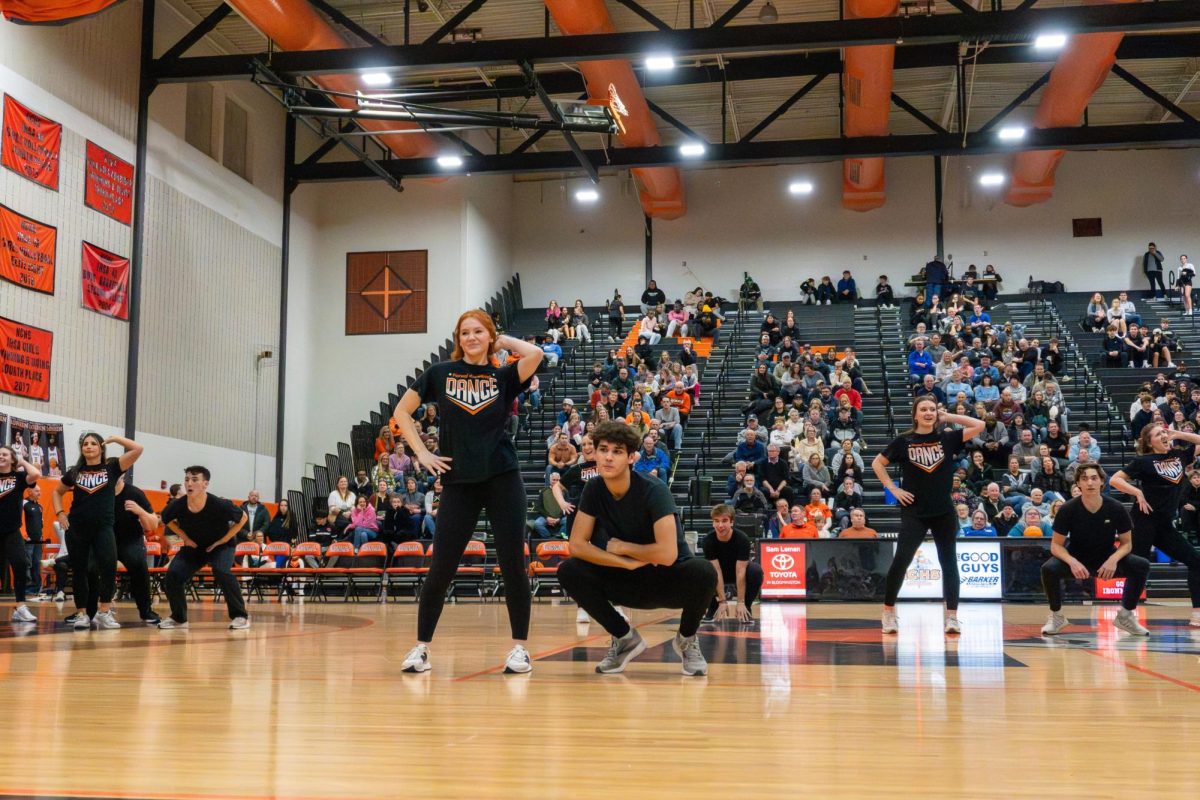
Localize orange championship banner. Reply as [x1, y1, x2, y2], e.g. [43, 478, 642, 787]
[2, 95, 61, 190]
[0, 203, 56, 294]
[80, 241, 129, 320]
[84, 141, 134, 224]
[0, 315, 53, 401]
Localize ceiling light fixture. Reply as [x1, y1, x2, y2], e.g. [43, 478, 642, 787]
[645, 54, 675, 72]
[758, 1, 779, 24]
[997, 126, 1027, 141]
[679, 142, 706, 157]
[979, 172, 1006, 187]
[436, 155, 464, 169]
[788, 181, 814, 195]
[575, 188, 600, 202]
[361, 72, 393, 87]
[1034, 33, 1068, 51]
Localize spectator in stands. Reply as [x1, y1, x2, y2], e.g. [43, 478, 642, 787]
[732, 429, 767, 469]
[1143, 242, 1166, 299]
[606, 290, 625, 337]
[1131, 393, 1156, 438]
[1122, 323, 1149, 369]
[829, 407, 863, 455]
[352, 469, 372, 499]
[639, 279, 666, 316]
[1086, 293, 1108, 332]
[757, 445, 792, 506]
[420, 478, 442, 538]
[974, 374, 1000, 409]
[1033, 457, 1068, 500]
[530, 474, 567, 541]
[732, 474, 770, 517]
[800, 452, 832, 497]
[993, 389, 1022, 427]
[778, 505, 816, 538]
[961, 508, 997, 537]
[833, 476, 863, 529]
[835, 508, 875, 539]
[1179, 254, 1196, 315]
[907, 322, 931, 350]
[374, 426, 395, 459]
[569, 300, 593, 343]
[924, 256, 949, 307]
[327, 476, 355, 538]
[624, 397, 652, 438]
[1011, 427, 1040, 468]
[964, 450, 995, 494]
[804, 485, 832, 517]
[835, 376, 863, 411]
[908, 339, 935, 383]
[1179, 470, 1200, 535]
[546, 432, 578, 483]
[914, 373, 946, 405]
[875, 275, 895, 308]
[978, 482, 1004, 520]
[1149, 323, 1177, 369]
[539, 335, 563, 368]
[810, 276, 833, 305]
[725, 461, 750, 501]
[837, 270, 858, 304]
[545, 301, 565, 341]
[1005, 375, 1028, 405]
[655, 397, 683, 450]
[663, 301, 689, 339]
[1068, 430, 1100, 462]
[1001, 455, 1031, 502]
[370, 479, 393, 516]
[266, 499, 298, 545]
[240, 489, 270, 543]
[1107, 298, 1129, 337]
[1016, 505, 1052, 537]
[761, 499, 789, 538]
[1063, 448, 1093, 485]
[309, 510, 334, 547]
[379, 492, 418, 548]
[348, 495, 380, 550]
[633, 434, 670, 480]
[967, 303, 991, 338]
[737, 273, 763, 312]
[1021, 487, 1053, 519]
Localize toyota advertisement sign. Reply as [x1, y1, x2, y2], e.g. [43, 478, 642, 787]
[761, 541, 807, 598]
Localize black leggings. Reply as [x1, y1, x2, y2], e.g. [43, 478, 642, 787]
[883, 511, 961, 609]
[1041, 554, 1149, 612]
[88, 535, 153, 618]
[707, 561, 764, 616]
[1, 529, 29, 603]
[1131, 511, 1200, 606]
[1147, 270, 1166, 296]
[558, 557, 717, 638]
[66, 518, 117, 613]
[417, 470, 530, 642]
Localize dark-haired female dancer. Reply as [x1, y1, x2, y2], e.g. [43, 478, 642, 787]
[0, 445, 41, 622]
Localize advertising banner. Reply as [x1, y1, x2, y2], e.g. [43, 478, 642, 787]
[1094, 577, 1147, 602]
[0, 315, 53, 401]
[760, 540, 807, 598]
[898, 541, 1003, 600]
[6, 416, 64, 476]
[0, 203, 56, 294]
[2, 95, 60, 190]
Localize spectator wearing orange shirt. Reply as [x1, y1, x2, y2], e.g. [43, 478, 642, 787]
[665, 385, 692, 423]
[804, 487, 832, 523]
[839, 509, 878, 539]
[780, 506, 819, 539]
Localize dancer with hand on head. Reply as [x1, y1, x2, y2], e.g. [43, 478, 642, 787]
[872, 399, 985, 635]
[394, 309, 542, 675]
[0, 445, 41, 623]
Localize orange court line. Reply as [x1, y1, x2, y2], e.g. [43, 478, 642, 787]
[1084, 648, 1200, 694]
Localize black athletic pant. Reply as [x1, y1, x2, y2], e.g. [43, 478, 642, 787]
[707, 561, 764, 617]
[1, 529, 29, 603]
[163, 544, 247, 623]
[66, 518, 117, 613]
[558, 557, 717, 639]
[86, 534, 153, 618]
[416, 470, 531, 642]
[1041, 554, 1149, 612]
[1147, 270, 1166, 297]
[1131, 511, 1200, 607]
[883, 511, 961, 610]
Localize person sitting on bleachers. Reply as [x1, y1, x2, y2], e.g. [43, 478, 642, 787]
[664, 301, 690, 339]
[1020, 486, 1054, 518]
[1068, 429, 1101, 462]
[630, 434, 669, 481]
[908, 339, 935, 383]
[624, 396, 652, 438]
[530, 474, 567, 541]
[837, 270, 858, 304]
[348, 495, 380, 550]
[539, 335, 563, 368]
[1015, 505, 1052, 537]
[1106, 298, 1129, 337]
[1062, 448, 1094, 485]
[654, 397, 684, 451]
[1004, 375, 1028, 405]
[967, 303, 991, 337]
[828, 406, 863, 456]
[816, 276, 836, 305]
[907, 322, 931, 349]
[1122, 322, 1150, 369]
[1032, 457, 1068, 499]
[1101, 324, 1126, 368]
[757, 445, 793, 507]
[545, 300, 564, 340]
[832, 476, 864, 530]
[834, 376, 862, 411]
[800, 451, 833, 497]
[779, 505, 818, 539]
[961, 508, 997, 538]
[809, 507, 833, 538]
[875, 274, 895, 308]
[569, 300, 593, 344]
[799, 278, 818, 305]
[914, 373, 946, 405]
[1010, 427, 1040, 469]
[640, 279, 666, 315]
[804, 486, 832, 520]
[732, 474, 770, 517]
[546, 432, 577, 483]
[992, 388, 1023, 426]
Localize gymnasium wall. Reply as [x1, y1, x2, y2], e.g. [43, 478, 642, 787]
[0, 0, 290, 496]
[513, 148, 1200, 306]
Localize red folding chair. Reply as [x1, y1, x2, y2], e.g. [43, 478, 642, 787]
[349, 541, 389, 601]
[252, 542, 290, 601]
[286, 542, 323, 600]
[531, 541, 570, 599]
[315, 541, 356, 601]
[384, 541, 427, 602]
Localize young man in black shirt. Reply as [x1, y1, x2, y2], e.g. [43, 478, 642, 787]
[1041, 464, 1150, 636]
[1, 446, 41, 622]
[557, 422, 717, 675]
[23, 483, 44, 599]
[158, 466, 249, 630]
[90, 476, 162, 624]
[701, 504, 762, 623]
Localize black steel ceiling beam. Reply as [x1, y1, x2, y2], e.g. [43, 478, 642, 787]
[645, 98, 704, 141]
[1014, 0, 1039, 11]
[151, 3, 1200, 81]
[611, 0, 672, 31]
[308, 0, 387, 48]
[1110, 63, 1199, 124]
[424, 0, 491, 45]
[711, 0, 756, 29]
[510, 129, 549, 154]
[890, 92, 948, 135]
[740, 72, 828, 143]
[521, 62, 599, 183]
[942, 0, 980, 15]
[158, 3, 231, 62]
[976, 69, 1051, 133]
[291, 121, 1200, 182]
[299, 132, 343, 168]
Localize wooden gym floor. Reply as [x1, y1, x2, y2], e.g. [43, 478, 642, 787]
[1, 599, 1198, 799]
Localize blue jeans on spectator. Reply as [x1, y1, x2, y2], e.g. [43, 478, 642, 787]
[352, 526, 378, 550]
[925, 284, 943, 307]
[662, 424, 683, 450]
[422, 514, 437, 538]
[523, 389, 541, 409]
[531, 516, 564, 540]
[25, 541, 42, 595]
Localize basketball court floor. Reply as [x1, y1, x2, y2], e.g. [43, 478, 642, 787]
[1, 599, 1198, 799]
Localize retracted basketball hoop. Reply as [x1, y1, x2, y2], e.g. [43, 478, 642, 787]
[606, 83, 629, 136]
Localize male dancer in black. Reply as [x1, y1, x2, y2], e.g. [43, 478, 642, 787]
[557, 422, 716, 676]
[84, 475, 162, 624]
[158, 466, 249, 630]
[1041, 463, 1151, 636]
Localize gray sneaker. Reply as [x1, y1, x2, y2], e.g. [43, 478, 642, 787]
[157, 618, 188, 630]
[1041, 612, 1069, 635]
[672, 633, 708, 677]
[95, 610, 122, 629]
[595, 629, 646, 674]
[73, 613, 93, 631]
[1113, 608, 1150, 637]
[11, 605, 36, 623]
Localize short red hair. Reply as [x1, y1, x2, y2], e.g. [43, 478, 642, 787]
[452, 309, 498, 361]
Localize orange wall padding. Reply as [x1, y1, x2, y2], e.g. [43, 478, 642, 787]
[1005, 0, 1141, 207]
[225, 0, 440, 160]
[0, 0, 121, 24]
[544, 0, 686, 219]
[841, 0, 898, 212]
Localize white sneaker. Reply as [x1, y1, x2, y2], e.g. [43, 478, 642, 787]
[1113, 608, 1150, 636]
[1167, 362, 1177, 369]
[504, 644, 533, 674]
[944, 616, 962, 635]
[575, 607, 590, 624]
[157, 618, 188, 630]
[52, 591, 65, 602]
[73, 614, 93, 631]
[228, 617, 251, 630]
[11, 605, 36, 623]
[95, 610, 121, 629]
[881, 609, 899, 634]
[1189, 611, 1200, 628]
[1041, 612, 1068, 635]
[402, 644, 431, 673]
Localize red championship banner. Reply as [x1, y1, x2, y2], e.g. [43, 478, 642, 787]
[760, 541, 807, 598]
[0, 203, 56, 294]
[2, 95, 61, 190]
[80, 241, 129, 320]
[84, 141, 134, 225]
[0, 316, 53, 401]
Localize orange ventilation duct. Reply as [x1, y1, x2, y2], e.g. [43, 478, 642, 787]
[544, 0, 686, 219]
[1005, 0, 1142, 207]
[224, 0, 440, 161]
[0, 0, 121, 24]
[841, 0, 898, 212]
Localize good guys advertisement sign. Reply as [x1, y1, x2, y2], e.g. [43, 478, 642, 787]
[898, 541, 1002, 600]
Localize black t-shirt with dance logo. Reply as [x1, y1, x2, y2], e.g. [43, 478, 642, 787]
[161, 494, 245, 549]
[578, 471, 690, 563]
[1122, 452, 1188, 514]
[881, 429, 966, 517]
[411, 359, 529, 485]
[0, 468, 29, 532]
[1052, 495, 1133, 567]
[61, 458, 123, 525]
[560, 460, 599, 505]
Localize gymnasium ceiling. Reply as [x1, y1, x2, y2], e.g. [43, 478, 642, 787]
[167, 0, 1200, 174]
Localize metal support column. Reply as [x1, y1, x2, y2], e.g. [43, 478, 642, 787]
[275, 115, 297, 499]
[933, 156, 944, 261]
[644, 215, 653, 285]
